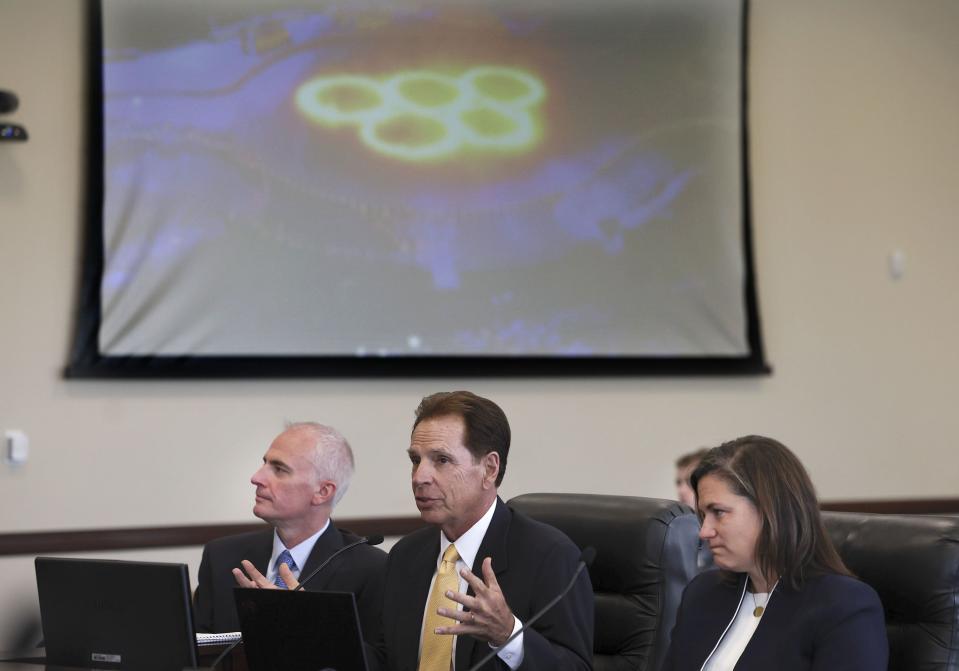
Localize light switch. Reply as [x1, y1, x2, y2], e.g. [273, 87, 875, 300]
[888, 250, 905, 280]
[5, 430, 29, 465]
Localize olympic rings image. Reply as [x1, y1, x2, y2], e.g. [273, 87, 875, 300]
[295, 66, 546, 162]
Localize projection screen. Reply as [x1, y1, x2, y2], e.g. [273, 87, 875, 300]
[68, 0, 768, 377]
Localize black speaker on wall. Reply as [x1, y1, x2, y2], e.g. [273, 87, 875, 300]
[0, 90, 18, 114]
[0, 89, 28, 142]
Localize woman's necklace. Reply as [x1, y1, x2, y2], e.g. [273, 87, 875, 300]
[750, 579, 779, 617]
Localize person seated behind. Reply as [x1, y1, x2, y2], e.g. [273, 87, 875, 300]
[675, 448, 709, 508]
[675, 447, 714, 570]
[194, 422, 386, 641]
[662, 435, 887, 671]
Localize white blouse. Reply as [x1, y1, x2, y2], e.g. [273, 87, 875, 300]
[702, 588, 772, 671]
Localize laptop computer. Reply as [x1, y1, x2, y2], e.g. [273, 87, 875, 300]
[35, 557, 199, 670]
[234, 588, 369, 671]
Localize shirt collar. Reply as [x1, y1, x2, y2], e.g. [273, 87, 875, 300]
[270, 519, 331, 575]
[438, 497, 497, 570]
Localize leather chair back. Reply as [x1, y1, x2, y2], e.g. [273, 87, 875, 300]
[822, 511, 959, 671]
[509, 493, 700, 671]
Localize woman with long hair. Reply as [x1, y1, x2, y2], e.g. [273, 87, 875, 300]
[662, 435, 887, 670]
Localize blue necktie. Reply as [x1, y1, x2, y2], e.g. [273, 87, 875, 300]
[273, 550, 297, 589]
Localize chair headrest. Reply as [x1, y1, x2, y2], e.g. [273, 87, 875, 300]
[822, 511, 959, 671]
[508, 493, 698, 594]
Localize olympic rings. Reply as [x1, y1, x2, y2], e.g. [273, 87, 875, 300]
[295, 75, 387, 127]
[294, 66, 546, 162]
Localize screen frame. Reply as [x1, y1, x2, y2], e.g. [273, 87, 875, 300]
[66, 0, 769, 379]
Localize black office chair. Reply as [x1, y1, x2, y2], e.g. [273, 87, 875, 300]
[822, 511, 959, 671]
[508, 493, 700, 671]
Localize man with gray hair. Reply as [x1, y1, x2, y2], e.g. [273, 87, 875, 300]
[194, 422, 386, 640]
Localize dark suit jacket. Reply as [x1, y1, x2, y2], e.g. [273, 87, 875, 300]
[367, 498, 594, 671]
[662, 570, 888, 670]
[194, 524, 387, 642]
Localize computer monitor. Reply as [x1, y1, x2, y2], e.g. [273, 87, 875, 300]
[35, 557, 199, 670]
[234, 588, 368, 671]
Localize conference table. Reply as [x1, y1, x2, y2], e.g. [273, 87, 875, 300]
[0, 663, 84, 671]
[0, 665, 233, 671]
[0, 644, 246, 670]
[0, 661, 234, 671]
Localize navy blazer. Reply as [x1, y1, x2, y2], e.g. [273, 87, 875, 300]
[662, 570, 887, 670]
[194, 525, 386, 641]
[367, 498, 594, 671]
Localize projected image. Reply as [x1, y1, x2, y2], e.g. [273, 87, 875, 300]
[98, 0, 748, 359]
[295, 66, 546, 161]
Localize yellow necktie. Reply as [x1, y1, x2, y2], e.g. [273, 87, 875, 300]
[419, 544, 461, 671]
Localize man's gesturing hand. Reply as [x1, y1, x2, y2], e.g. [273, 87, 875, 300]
[232, 560, 299, 590]
[434, 557, 515, 646]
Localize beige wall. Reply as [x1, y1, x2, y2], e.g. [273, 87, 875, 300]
[1, 0, 957, 644]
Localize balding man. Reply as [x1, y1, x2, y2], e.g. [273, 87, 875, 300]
[194, 422, 386, 641]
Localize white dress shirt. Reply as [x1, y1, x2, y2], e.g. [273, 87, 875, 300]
[422, 499, 525, 670]
[703, 587, 773, 671]
[266, 519, 330, 584]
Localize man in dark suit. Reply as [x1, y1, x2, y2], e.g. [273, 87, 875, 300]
[194, 422, 386, 641]
[368, 392, 593, 671]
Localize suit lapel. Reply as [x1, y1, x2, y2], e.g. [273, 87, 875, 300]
[456, 498, 511, 671]
[471, 498, 511, 579]
[398, 531, 442, 671]
[735, 578, 792, 669]
[246, 531, 274, 577]
[298, 524, 343, 589]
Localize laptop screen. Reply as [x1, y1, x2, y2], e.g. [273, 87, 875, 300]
[234, 588, 368, 671]
[35, 557, 199, 670]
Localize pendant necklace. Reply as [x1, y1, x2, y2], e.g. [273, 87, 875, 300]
[751, 579, 778, 618]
